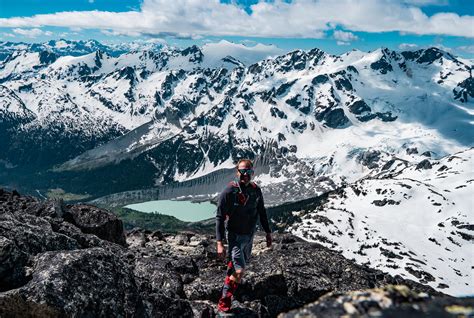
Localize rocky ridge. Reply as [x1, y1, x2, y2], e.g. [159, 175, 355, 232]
[1, 188, 471, 317]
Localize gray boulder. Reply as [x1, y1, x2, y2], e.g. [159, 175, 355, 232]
[64, 204, 126, 245]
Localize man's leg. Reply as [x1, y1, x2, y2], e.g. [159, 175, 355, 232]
[217, 233, 245, 312]
[231, 232, 253, 285]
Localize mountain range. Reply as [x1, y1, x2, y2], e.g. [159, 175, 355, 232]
[0, 39, 472, 296]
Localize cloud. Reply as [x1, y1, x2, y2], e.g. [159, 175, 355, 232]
[2, 33, 16, 38]
[201, 40, 284, 65]
[433, 43, 453, 52]
[337, 41, 350, 46]
[240, 39, 257, 46]
[457, 45, 474, 54]
[333, 30, 359, 42]
[12, 28, 52, 38]
[402, 0, 449, 6]
[0, 0, 472, 38]
[399, 43, 419, 50]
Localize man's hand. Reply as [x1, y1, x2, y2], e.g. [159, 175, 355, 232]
[266, 232, 272, 248]
[217, 241, 226, 260]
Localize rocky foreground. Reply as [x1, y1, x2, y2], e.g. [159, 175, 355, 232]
[0, 189, 472, 317]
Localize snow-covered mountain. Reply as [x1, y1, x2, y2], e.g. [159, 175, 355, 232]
[0, 39, 131, 61]
[290, 148, 473, 296]
[1, 40, 471, 200]
[0, 40, 472, 296]
[0, 42, 474, 195]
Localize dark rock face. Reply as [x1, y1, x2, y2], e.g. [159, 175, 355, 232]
[334, 77, 353, 91]
[281, 285, 474, 318]
[371, 58, 393, 74]
[9, 248, 142, 317]
[417, 48, 444, 64]
[316, 108, 349, 129]
[291, 120, 307, 133]
[64, 204, 126, 246]
[311, 74, 329, 85]
[453, 77, 474, 103]
[38, 50, 58, 65]
[270, 107, 287, 119]
[0, 189, 450, 317]
[357, 150, 381, 169]
[417, 159, 433, 170]
[406, 147, 418, 155]
[349, 100, 371, 115]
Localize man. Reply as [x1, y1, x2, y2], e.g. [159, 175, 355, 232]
[216, 158, 272, 314]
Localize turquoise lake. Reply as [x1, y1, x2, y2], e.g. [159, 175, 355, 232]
[124, 200, 216, 222]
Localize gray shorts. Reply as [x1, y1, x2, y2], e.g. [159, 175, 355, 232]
[227, 231, 255, 271]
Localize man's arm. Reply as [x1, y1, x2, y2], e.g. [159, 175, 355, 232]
[216, 186, 231, 259]
[216, 186, 230, 242]
[257, 187, 271, 234]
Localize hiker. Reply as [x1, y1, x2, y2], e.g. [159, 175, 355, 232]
[215, 158, 272, 313]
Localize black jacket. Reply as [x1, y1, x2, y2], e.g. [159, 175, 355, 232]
[215, 181, 271, 241]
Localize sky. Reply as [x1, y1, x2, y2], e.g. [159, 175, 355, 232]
[0, 0, 473, 58]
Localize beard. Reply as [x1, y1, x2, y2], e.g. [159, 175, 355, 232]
[239, 174, 250, 183]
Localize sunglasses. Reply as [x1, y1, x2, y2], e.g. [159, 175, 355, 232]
[238, 168, 254, 175]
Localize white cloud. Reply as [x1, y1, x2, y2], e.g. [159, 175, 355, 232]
[399, 43, 419, 50]
[402, 0, 449, 6]
[0, 0, 472, 38]
[337, 41, 350, 46]
[201, 40, 284, 65]
[457, 45, 474, 54]
[12, 28, 52, 38]
[433, 43, 453, 52]
[240, 39, 257, 46]
[333, 30, 359, 42]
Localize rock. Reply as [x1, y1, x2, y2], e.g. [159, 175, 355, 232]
[182, 235, 438, 316]
[25, 198, 65, 218]
[311, 74, 329, 85]
[0, 247, 143, 317]
[316, 108, 350, 129]
[64, 204, 126, 245]
[371, 58, 393, 74]
[406, 147, 418, 155]
[0, 189, 453, 317]
[372, 199, 400, 207]
[0, 236, 28, 291]
[357, 150, 381, 169]
[142, 292, 194, 317]
[0, 210, 80, 257]
[134, 257, 185, 298]
[174, 233, 190, 246]
[280, 285, 474, 318]
[421, 151, 432, 157]
[416, 159, 432, 170]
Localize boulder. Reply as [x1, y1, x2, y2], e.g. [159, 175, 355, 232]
[64, 204, 126, 245]
[280, 285, 474, 318]
[0, 247, 143, 318]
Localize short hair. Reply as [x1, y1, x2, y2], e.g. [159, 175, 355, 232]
[236, 158, 253, 169]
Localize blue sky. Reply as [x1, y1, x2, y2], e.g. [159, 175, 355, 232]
[0, 0, 472, 58]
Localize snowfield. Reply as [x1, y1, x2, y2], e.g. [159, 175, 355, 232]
[291, 148, 473, 296]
